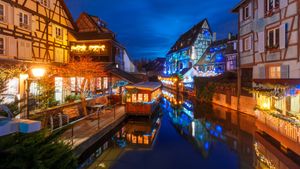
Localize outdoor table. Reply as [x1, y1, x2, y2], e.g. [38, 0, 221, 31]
[87, 104, 104, 115]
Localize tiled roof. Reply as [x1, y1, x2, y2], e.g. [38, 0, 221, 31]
[167, 19, 211, 54]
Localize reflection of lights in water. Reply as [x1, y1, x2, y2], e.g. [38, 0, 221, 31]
[192, 121, 196, 137]
[254, 143, 276, 169]
[183, 107, 194, 119]
[204, 142, 210, 150]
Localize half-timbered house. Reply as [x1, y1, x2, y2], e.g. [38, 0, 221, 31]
[233, 0, 300, 128]
[0, 0, 75, 104]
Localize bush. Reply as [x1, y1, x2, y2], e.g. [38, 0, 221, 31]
[0, 129, 77, 169]
[65, 94, 81, 103]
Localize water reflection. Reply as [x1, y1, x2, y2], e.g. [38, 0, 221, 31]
[84, 88, 300, 169]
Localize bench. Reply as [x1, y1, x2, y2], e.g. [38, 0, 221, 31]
[62, 106, 80, 123]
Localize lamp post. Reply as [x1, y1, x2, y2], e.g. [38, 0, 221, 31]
[26, 68, 46, 119]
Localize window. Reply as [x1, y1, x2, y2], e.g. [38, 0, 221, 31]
[266, 0, 280, 13]
[243, 5, 249, 20]
[103, 77, 108, 89]
[0, 38, 4, 54]
[132, 94, 137, 103]
[55, 27, 63, 40]
[267, 28, 279, 49]
[0, 4, 4, 22]
[127, 95, 131, 102]
[138, 94, 143, 102]
[244, 36, 251, 51]
[19, 12, 29, 29]
[269, 66, 281, 79]
[144, 94, 149, 102]
[38, 0, 49, 8]
[96, 77, 102, 90]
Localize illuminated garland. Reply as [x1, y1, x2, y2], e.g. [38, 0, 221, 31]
[254, 143, 276, 169]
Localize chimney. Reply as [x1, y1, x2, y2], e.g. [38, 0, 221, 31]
[228, 32, 232, 40]
[213, 32, 217, 42]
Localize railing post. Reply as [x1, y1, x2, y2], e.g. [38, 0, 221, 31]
[114, 104, 116, 120]
[98, 109, 100, 129]
[71, 125, 74, 146]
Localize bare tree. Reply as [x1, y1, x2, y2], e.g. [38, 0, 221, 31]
[57, 57, 108, 116]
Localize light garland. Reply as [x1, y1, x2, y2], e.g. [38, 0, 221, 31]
[254, 143, 276, 169]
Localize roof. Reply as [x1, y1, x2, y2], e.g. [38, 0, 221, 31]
[74, 31, 115, 41]
[167, 19, 212, 54]
[145, 57, 166, 72]
[232, 0, 249, 12]
[110, 68, 143, 84]
[197, 36, 237, 65]
[73, 12, 116, 41]
[59, 0, 77, 30]
[126, 82, 161, 91]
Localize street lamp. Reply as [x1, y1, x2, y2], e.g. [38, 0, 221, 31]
[26, 67, 46, 119]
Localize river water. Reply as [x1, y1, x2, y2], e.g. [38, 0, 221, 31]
[81, 89, 300, 169]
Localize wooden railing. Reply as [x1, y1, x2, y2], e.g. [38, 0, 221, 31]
[256, 110, 300, 143]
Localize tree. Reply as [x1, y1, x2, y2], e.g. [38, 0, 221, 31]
[0, 129, 77, 169]
[0, 64, 23, 103]
[58, 57, 108, 116]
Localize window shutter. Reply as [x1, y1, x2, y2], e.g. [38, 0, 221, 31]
[258, 32, 265, 53]
[248, 3, 252, 18]
[8, 37, 16, 57]
[280, 0, 288, 9]
[239, 39, 243, 52]
[4, 37, 8, 55]
[257, 0, 264, 19]
[259, 66, 266, 79]
[281, 65, 289, 79]
[249, 35, 252, 50]
[14, 9, 19, 26]
[239, 8, 243, 22]
[279, 24, 287, 49]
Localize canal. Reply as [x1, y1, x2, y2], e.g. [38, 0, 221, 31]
[80, 89, 300, 169]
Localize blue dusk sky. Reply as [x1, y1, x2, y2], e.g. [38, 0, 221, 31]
[65, 0, 240, 61]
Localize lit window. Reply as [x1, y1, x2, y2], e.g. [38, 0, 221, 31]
[96, 77, 102, 90]
[55, 27, 63, 40]
[70, 77, 76, 91]
[132, 94, 137, 103]
[267, 28, 279, 49]
[138, 94, 143, 102]
[0, 4, 4, 22]
[19, 12, 29, 29]
[103, 77, 108, 89]
[0, 38, 4, 54]
[144, 94, 149, 102]
[126, 95, 131, 102]
[269, 66, 281, 79]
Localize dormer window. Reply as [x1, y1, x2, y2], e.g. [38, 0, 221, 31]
[19, 12, 30, 29]
[0, 4, 4, 22]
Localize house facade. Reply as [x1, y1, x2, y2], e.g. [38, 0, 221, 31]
[0, 2, 138, 111]
[233, 0, 300, 139]
[196, 34, 238, 77]
[164, 19, 213, 75]
[0, 0, 75, 103]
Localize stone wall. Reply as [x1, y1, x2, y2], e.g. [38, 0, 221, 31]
[212, 93, 256, 116]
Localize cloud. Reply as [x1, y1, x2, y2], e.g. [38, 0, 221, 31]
[65, 0, 240, 60]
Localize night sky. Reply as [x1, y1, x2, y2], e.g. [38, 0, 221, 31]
[65, 0, 240, 61]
